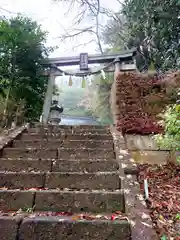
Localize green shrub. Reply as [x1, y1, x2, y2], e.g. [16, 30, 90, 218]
[154, 103, 180, 163]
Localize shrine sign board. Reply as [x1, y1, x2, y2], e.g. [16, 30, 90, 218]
[80, 53, 88, 70]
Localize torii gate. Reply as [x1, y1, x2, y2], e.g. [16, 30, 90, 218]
[41, 48, 137, 124]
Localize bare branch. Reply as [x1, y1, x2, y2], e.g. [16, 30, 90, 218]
[72, 39, 96, 50]
[70, 27, 96, 35]
[73, 9, 87, 25]
[115, 0, 125, 7]
[57, 26, 95, 42]
[0, 7, 18, 15]
[65, 0, 76, 14]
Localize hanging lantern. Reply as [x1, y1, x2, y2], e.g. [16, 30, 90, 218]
[68, 75, 73, 86]
[81, 76, 86, 88]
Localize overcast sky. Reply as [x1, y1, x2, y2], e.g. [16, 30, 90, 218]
[0, 0, 120, 57]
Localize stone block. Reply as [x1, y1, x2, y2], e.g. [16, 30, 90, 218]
[28, 127, 65, 134]
[58, 148, 115, 159]
[125, 134, 159, 150]
[0, 172, 45, 189]
[71, 129, 111, 135]
[2, 148, 57, 159]
[45, 172, 120, 190]
[0, 190, 34, 211]
[72, 125, 109, 130]
[21, 133, 64, 141]
[35, 190, 125, 213]
[19, 217, 131, 240]
[14, 140, 63, 148]
[66, 134, 113, 141]
[0, 159, 52, 172]
[20, 133, 44, 141]
[52, 159, 119, 172]
[0, 217, 20, 240]
[131, 150, 170, 164]
[62, 140, 113, 149]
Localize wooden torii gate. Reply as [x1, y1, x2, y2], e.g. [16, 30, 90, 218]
[41, 48, 137, 124]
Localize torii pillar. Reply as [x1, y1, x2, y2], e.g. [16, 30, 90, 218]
[110, 57, 137, 125]
[42, 68, 56, 124]
[110, 57, 122, 125]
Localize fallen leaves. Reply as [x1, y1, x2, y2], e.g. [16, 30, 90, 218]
[0, 210, 128, 221]
[138, 163, 180, 239]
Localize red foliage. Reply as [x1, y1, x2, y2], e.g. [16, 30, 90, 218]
[116, 115, 163, 134]
[115, 72, 166, 134]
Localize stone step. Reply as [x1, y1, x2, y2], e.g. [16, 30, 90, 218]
[66, 133, 113, 141]
[1, 148, 57, 159]
[74, 126, 110, 132]
[0, 158, 118, 173]
[52, 159, 119, 172]
[35, 190, 124, 213]
[0, 217, 20, 240]
[1, 147, 115, 159]
[13, 140, 64, 148]
[72, 125, 109, 130]
[28, 124, 111, 134]
[20, 133, 64, 141]
[0, 159, 52, 172]
[0, 189, 125, 213]
[13, 139, 113, 149]
[63, 140, 113, 149]
[45, 172, 121, 190]
[30, 124, 110, 132]
[20, 133, 113, 141]
[0, 216, 131, 240]
[0, 172, 45, 189]
[72, 130, 111, 136]
[0, 172, 120, 190]
[0, 190, 34, 211]
[58, 148, 115, 159]
[29, 127, 111, 135]
[33, 123, 108, 130]
[19, 217, 131, 240]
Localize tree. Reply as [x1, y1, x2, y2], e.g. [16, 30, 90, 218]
[0, 15, 51, 126]
[103, 0, 180, 71]
[126, 0, 180, 70]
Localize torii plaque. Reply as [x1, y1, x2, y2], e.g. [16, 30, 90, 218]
[80, 53, 88, 70]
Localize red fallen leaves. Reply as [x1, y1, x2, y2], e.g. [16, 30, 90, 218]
[0, 210, 127, 221]
[115, 72, 169, 134]
[138, 163, 180, 239]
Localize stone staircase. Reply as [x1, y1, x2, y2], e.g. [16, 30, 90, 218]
[0, 124, 131, 240]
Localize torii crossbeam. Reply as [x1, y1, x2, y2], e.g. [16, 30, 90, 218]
[43, 48, 136, 67]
